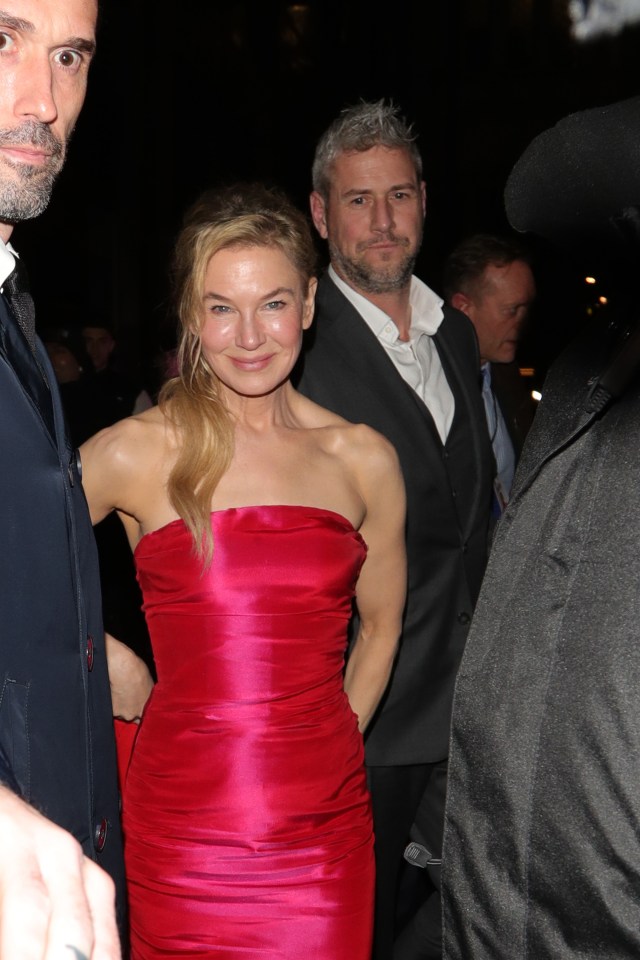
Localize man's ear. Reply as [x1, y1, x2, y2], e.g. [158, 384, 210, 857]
[310, 192, 329, 240]
[451, 291, 472, 317]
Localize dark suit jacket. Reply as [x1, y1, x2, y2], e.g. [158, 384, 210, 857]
[490, 360, 537, 461]
[295, 274, 493, 765]
[443, 316, 640, 958]
[0, 294, 125, 920]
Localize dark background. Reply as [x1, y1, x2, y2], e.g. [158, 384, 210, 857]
[18, 0, 640, 391]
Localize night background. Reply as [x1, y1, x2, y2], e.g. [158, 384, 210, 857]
[17, 0, 640, 393]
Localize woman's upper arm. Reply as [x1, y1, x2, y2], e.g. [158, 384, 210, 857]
[354, 432, 407, 632]
[79, 421, 139, 525]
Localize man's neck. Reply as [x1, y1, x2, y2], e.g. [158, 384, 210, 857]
[332, 267, 413, 340]
[367, 289, 413, 340]
[0, 221, 14, 245]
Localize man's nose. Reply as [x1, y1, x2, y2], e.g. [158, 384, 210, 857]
[13, 54, 58, 125]
[371, 197, 394, 233]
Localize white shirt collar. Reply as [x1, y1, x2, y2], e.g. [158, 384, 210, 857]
[0, 237, 17, 289]
[328, 264, 444, 343]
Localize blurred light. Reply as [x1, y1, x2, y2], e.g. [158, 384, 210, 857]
[569, 0, 640, 42]
[585, 276, 596, 284]
[519, 367, 535, 378]
[532, 390, 542, 402]
[599, 296, 608, 304]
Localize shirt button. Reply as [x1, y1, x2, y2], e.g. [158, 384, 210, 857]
[458, 612, 471, 625]
[94, 818, 108, 852]
[86, 635, 94, 672]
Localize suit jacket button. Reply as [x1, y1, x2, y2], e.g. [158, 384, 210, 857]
[86, 635, 94, 672]
[457, 611, 471, 625]
[94, 818, 108, 852]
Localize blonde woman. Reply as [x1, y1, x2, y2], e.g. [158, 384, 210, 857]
[81, 184, 406, 959]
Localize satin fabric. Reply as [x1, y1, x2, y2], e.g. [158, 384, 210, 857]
[124, 505, 374, 958]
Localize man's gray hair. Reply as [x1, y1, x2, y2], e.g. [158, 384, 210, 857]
[312, 100, 422, 199]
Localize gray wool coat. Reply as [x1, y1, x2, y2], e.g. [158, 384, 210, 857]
[443, 312, 640, 959]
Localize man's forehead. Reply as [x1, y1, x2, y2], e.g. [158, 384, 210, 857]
[0, 0, 97, 36]
[331, 146, 419, 182]
[333, 144, 416, 176]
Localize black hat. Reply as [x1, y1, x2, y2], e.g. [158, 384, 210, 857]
[504, 96, 640, 251]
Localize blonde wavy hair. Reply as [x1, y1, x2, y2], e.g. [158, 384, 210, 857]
[159, 183, 317, 564]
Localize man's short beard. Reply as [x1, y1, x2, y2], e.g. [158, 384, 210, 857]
[329, 238, 418, 295]
[0, 121, 65, 223]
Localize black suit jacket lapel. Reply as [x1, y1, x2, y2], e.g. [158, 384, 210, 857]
[314, 275, 447, 444]
[0, 296, 55, 441]
[433, 314, 492, 544]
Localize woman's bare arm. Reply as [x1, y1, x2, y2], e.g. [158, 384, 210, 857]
[343, 428, 406, 731]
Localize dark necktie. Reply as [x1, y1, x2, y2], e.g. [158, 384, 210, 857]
[3, 256, 36, 350]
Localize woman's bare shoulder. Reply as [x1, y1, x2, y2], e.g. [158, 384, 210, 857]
[325, 419, 399, 473]
[81, 406, 172, 474]
[296, 392, 396, 460]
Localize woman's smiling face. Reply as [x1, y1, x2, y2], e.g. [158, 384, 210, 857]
[199, 244, 316, 401]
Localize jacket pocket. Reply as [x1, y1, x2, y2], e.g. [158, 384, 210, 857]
[0, 677, 30, 801]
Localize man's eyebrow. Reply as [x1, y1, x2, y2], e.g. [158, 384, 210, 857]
[64, 36, 96, 57]
[342, 182, 418, 198]
[0, 11, 96, 57]
[0, 10, 35, 32]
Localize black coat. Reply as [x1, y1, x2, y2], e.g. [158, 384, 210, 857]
[0, 295, 125, 923]
[296, 273, 493, 765]
[443, 315, 640, 958]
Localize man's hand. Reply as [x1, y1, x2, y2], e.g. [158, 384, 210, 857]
[0, 786, 121, 959]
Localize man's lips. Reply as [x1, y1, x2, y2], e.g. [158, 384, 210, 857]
[359, 238, 409, 252]
[0, 145, 53, 166]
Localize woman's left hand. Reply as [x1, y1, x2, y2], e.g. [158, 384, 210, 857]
[105, 633, 154, 722]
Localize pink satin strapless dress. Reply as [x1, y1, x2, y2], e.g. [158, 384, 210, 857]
[124, 505, 374, 958]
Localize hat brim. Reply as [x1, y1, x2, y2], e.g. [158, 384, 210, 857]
[504, 96, 640, 251]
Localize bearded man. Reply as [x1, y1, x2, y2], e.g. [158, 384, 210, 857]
[295, 100, 493, 960]
[0, 1, 124, 956]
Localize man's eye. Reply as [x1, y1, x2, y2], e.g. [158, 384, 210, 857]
[350, 197, 366, 206]
[55, 49, 82, 69]
[0, 32, 15, 52]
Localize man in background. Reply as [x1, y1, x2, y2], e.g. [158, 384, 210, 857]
[82, 318, 152, 420]
[297, 100, 493, 958]
[0, 0, 124, 954]
[444, 234, 536, 509]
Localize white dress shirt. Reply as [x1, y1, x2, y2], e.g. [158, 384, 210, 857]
[480, 362, 515, 509]
[0, 236, 17, 290]
[328, 265, 455, 443]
